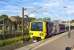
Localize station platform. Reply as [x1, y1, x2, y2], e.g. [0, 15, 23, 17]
[15, 30, 74, 50]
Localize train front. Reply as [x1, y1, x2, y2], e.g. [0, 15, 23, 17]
[29, 21, 46, 42]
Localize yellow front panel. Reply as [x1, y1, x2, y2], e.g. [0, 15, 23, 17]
[29, 31, 42, 37]
[29, 21, 47, 40]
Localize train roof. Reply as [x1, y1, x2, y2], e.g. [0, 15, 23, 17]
[30, 21, 66, 25]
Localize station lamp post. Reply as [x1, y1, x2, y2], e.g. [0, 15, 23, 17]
[22, 7, 29, 43]
[64, 6, 72, 50]
[64, 6, 71, 38]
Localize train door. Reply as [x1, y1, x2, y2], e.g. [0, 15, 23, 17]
[51, 23, 60, 35]
[46, 22, 54, 37]
[59, 24, 65, 33]
[56, 23, 60, 34]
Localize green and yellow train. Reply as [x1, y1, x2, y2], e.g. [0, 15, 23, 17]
[29, 21, 66, 42]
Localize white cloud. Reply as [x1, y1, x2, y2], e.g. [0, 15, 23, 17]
[0, 0, 74, 20]
[64, 5, 74, 15]
[33, 2, 39, 5]
[5, 5, 19, 10]
[29, 14, 35, 17]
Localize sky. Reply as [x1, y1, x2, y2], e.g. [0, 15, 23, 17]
[0, 0, 74, 21]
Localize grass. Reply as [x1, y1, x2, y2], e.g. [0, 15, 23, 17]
[0, 35, 30, 47]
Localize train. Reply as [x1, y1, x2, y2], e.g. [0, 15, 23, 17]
[29, 21, 67, 42]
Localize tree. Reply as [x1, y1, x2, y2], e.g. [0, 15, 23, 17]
[0, 15, 9, 39]
[43, 17, 50, 21]
[37, 17, 51, 21]
[29, 17, 36, 22]
[71, 20, 74, 23]
[0, 15, 8, 22]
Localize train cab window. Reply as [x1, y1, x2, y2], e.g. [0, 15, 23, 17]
[31, 22, 43, 31]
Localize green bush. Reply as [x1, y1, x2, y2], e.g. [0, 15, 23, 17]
[0, 34, 30, 47]
[0, 36, 23, 47]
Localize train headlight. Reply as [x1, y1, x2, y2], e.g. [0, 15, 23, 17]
[40, 33, 44, 36]
[30, 33, 33, 35]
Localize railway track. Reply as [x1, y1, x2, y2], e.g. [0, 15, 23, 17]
[15, 40, 46, 50]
